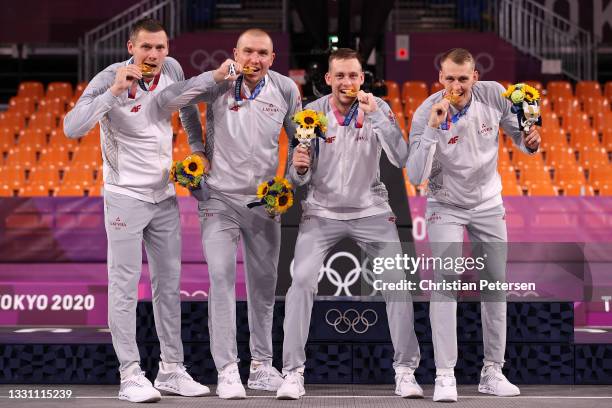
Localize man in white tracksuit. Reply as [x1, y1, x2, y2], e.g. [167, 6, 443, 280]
[407, 48, 541, 402]
[63, 18, 210, 403]
[155, 29, 302, 399]
[276, 48, 422, 400]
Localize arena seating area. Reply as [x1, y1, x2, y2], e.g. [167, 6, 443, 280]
[1, 79, 611, 197]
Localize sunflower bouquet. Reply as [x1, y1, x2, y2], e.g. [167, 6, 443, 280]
[292, 109, 328, 149]
[247, 177, 294, 217]
[501, 83, 542, 132]
[170, 154, 206, 190]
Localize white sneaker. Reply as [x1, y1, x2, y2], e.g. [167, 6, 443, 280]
[433, 374, 458, 402]
[247, 361, 284, 391]
[276, 371, 305, 400]
[154, 362, 210, 396]
[216, 364, 246, 399]
[118, 370, 162, 403]
[478, 363, 520, 397]
[394, 370, 424, 398]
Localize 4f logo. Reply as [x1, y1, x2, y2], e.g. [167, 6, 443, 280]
[130, 105, 141, 113]
[448, 136, 459, 144]
[326, 136, 336, 144]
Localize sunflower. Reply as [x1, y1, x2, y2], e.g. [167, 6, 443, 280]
[256, 181, 270, 198]
[294, 109, 320, 129]
[182, 155, 204, 177]
[274, 176, 293, 191]
[169, 163, 177, 182]
[523, 85, 540, 102]
[275, 191, 293, 213]
[317, 112, 328, 133]
[501, 84, 516, 99]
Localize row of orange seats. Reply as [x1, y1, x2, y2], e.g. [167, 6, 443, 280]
[385, 80, 612, 104]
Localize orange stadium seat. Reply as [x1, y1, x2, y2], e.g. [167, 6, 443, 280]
[539, 127, 567, 152]
[48, 129, 78, 152]
[0, 166, 26, 190]
[384, 80, 400, 100]
[173, 145, 191, 161]
[38, 97, 67, 117]
[554, 164, 586, 187]
[546, 81, 573, 100]
[540, 111, 560, 129]
[8, 96, 36, 118]
[28, 165, 61, 190]
[175, 128, 188, 147]
[589, 164, 612, 187]
[576, 81, 602, 101]
[0, 127, 16, 154]
[5, 147, 37, 168]
[18, 184, 50, 197]
[578, 145, 609, 170]
[74, 82, 88, 99]
[28, 112, 57, 135]
[404, 96, 425, 117]
[62, 167, 96, 187]
[71, 146, 102, 167]
[0, 112, 26, 135]
[582, 96, 610, 118]
[598, 184, 612, 196]
[17, 81, 44, 100]
[527, 181, 557, 196]
[430, 82, 444, 94]
[593, 111, 612, 134]
[402, 81, 428, 102]
[564, 112, 591, 137]
[54, 184, 86, 197]
[46, 82, 73, 101]
[0, 183, 13, 197]
[553, 96, 579, 121]
[561, 183, 594, 196]
[519, 167, 551, 188]
[17, 128, 47, 151]
[545, 145, 576, 168]
[501, 177, 523, 196]
[175, 184, 191, 197]
[604, 81, 612, 102]
[603, 129, 612, 152]
[539, 97, 551, 114]
[570, 129, 601, 150]
[388, 97, 402, 115]
[38, 147, 70, 169]
[171, 111, 182, 133]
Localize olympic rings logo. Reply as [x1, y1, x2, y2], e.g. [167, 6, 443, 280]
[433, 52, 495, 77]
[290, 251, 380, 296]
[190, 49, 232, 72]
[325, 308, 379, 334]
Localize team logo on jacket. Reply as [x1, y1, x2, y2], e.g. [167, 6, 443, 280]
[448, 135, 459, 144]
[479, 123, 493, 135]
[325, 136, 336, 144]
[388, 110, 396, 123]
[262, 103, 280, 114]
[130, 105, 142, 113]
[110, 217, 127, 230]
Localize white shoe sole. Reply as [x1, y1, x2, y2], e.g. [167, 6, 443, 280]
[478, 384, 520, 397]
[276, 391, 305, 400]
[433, 391, 458, 403]
[216, 389, 246, 399]
[118, 392, 161, 403]
[154, 381, 210, 397]
[247, 380, 282, 391]
[395, 390, 424, 399]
